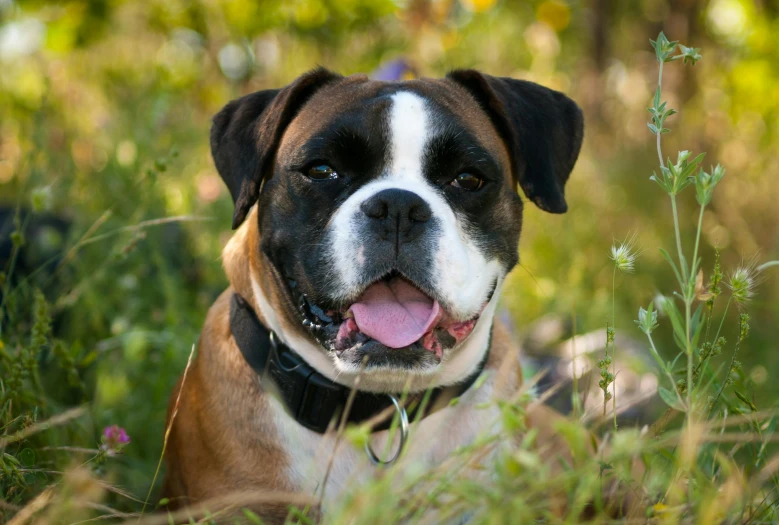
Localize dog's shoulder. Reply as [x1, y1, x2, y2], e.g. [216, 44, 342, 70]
[162, 289, 297, 511]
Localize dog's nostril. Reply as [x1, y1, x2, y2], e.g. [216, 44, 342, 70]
[409, 204, 431, 223]
[360, 199, 389, 220]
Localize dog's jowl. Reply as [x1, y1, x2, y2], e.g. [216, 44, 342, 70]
[161, 68, 583, 521]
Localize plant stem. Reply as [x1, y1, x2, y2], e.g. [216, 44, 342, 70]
[758, 260, 779, 271]
[691, 204, 705, 279]
[646, 333, 687, 410]
[683, 206, 706, 411]
[709, 327, 744, 418]
[571, 298, 579, 418]
[713, 296, 733, 344]
[685, 298, 693, 412]
[671, 193, 693, 414]
[698, 294, 734, 417]
[612, 266, 617, 431]
[0, 214, 32, 338]
[656, 57, 693, 417]
[670, 195, 687, 283]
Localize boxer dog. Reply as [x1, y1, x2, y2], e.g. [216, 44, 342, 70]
[161, 68, 584, 522]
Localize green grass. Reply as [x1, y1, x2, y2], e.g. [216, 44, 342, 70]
[3, 1, 779, 523]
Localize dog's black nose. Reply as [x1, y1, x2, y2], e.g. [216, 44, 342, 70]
[360, 189, 432, 246]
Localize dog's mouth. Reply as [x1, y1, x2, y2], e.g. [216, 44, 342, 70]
[287, 271, 493, 364]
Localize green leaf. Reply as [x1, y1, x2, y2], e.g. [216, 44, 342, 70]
[286, 505, 315, 525]
[686, 152, 706, 172]
[659, 386, 685, 412]
[473, 372, 488, 390]
[659, 248, 684, 287]
[701, 362, 726, 393]
[650, 32, 679, 62]
[734, 391, 757, 412]
[636, 303, 659, 335]
[79, 350, 98, 367]
[4, 452, 22, 466]
[242, 509, 265, 525]
[658, 295, 687, 352]
[669, 352, 685, 372]
[19, 448, 35, 467]
[677, 44, 702, 65]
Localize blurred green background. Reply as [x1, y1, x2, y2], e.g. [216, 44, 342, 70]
[1, 0, 778, 510]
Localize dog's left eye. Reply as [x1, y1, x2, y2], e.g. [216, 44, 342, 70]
[307, 164, 339, 181]
[451, 172, 484, 191]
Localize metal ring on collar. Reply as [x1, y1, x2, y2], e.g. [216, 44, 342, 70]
[365, 394, 409, 467]
[269, 331, 304, 372]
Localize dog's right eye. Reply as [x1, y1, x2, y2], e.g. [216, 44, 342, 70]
[307, 164, 338, 181]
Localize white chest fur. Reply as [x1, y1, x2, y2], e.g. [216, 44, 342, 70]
[268, 370, 500, 509]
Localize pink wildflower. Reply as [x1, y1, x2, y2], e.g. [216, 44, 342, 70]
[101, 425, 130, 455]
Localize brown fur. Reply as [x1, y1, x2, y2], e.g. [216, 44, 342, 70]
[161, 212, 293, 519]
[160, 205, 532, 520]
[160, 73, 638, 522]
[160, 214, 644, 521]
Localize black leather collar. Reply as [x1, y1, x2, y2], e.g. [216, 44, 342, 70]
[229, 292, 489, 434]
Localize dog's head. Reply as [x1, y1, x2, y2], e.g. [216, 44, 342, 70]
[213, 68, 582, 391]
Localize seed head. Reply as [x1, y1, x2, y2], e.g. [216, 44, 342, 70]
[610, 234, 640, 274]
[728, 265, 757, 305]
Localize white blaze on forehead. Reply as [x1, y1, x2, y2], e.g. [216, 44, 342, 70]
[387, 91, 429, 182]
[327, 90, 434, 296]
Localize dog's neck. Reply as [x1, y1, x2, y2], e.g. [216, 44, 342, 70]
[222, 207, 499, 393]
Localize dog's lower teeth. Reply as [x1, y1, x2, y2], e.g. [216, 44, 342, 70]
[287, 279, 333, 336]
[302, 319, 323, 331]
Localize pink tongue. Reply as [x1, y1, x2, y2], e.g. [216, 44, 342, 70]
[350, 277, 440, 349]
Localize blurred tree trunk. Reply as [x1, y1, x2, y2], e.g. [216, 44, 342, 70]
[583, 0, 612, 130]
[590, 0, 611, 72]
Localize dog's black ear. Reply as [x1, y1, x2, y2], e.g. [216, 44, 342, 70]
[211, 68, 342, 228]
[446, 70, 583, 213]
